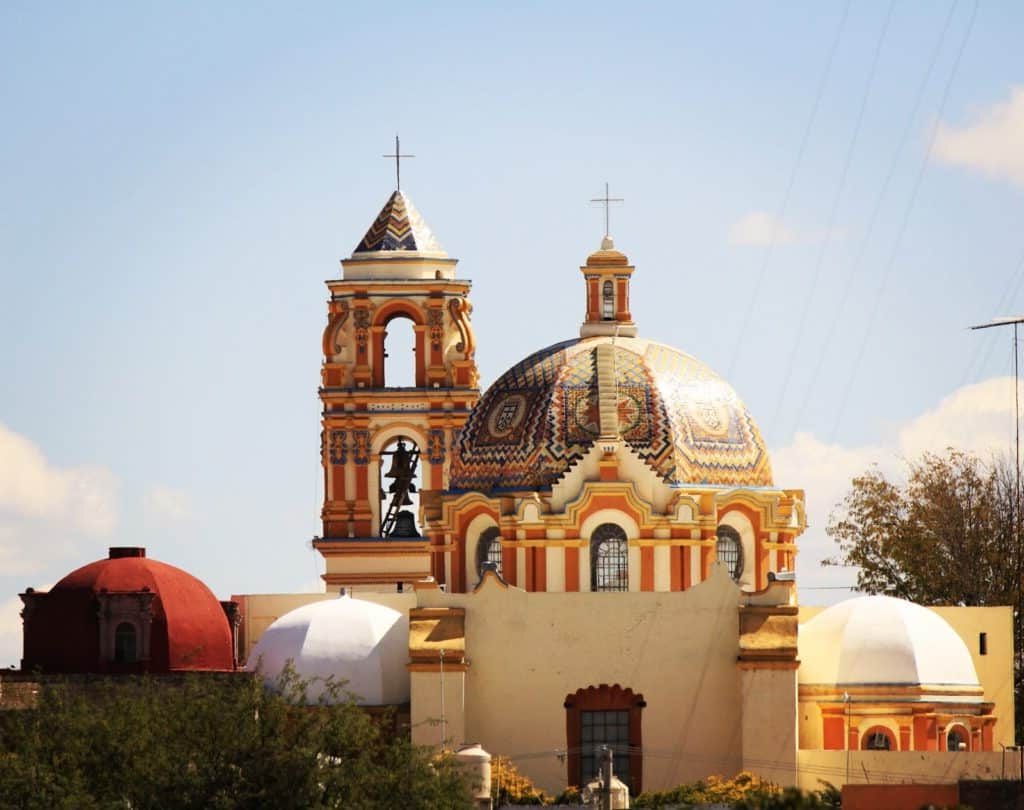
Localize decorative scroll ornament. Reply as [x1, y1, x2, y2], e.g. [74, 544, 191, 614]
[448, 297, 475, 357]
[322, 301, 350, 357]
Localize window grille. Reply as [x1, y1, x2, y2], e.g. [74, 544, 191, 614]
[592, 524, 628, 591]
[715, 525, 744, 581]
[476, 526, 503, 578]
[580, 710, 630, 786]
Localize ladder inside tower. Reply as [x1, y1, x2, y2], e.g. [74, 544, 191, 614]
[380, 439, 420, 538]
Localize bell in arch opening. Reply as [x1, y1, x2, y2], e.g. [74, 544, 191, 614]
[379, 437, 421, 537]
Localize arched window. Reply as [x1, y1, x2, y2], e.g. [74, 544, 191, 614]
[591, 524, 628, 592]
[476, 526, 503, 579]
[565, 685, 645, 795]
[861, 727, 895, 751]
[601, 281, 615, 321]
[114, 622, 137, 664]
[383, 315, 417, 388]
[947, 726, 969, 751]
[715, 525, 744, 581]
[379, 437, 421, 537]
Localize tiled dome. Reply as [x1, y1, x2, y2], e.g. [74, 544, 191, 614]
[449, 336, 773, 492]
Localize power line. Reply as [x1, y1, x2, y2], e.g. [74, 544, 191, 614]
[727, 0, 853, 381]
[788, 0, 960, 437]
[772, 1, 896, 435]
[829, 0, 978, 445]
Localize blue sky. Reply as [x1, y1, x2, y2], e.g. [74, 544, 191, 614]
[2, 1, 1022, 664]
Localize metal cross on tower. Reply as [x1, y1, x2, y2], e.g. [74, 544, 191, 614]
[590, 182, 624, 237]
[383, 134, 415, 190]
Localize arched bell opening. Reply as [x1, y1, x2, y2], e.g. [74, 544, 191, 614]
[382, 315, 418, 388]
[378, 436, 422, 537]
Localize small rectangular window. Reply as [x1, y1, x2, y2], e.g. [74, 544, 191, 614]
[979, 632, 988, 656]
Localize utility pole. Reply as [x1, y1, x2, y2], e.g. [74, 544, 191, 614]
[970, 315, 1024, 749]
[600, 746, 613, 810]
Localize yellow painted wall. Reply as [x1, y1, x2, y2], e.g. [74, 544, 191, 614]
[741, 666, 798, 785]
[414, 568, 747, 794]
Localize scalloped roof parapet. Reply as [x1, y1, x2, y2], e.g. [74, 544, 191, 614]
[350, 190, 447, 258]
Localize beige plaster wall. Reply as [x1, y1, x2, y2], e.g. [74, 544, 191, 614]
[741, 666, 798, 785]
[795, 750, 1016, 792]
[932, 605, 1015, 746]
[414, 568, 748, 794]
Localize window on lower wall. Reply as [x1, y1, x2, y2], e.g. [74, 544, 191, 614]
[564, 685, 645, 795]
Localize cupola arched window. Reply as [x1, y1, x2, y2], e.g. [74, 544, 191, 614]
[591, 524, 628, 592]
[861, 727, 894, 751]
[715, 525, 744, 582]
[114, 622, 137, 664]
[476, 526, 503, 579]
[601, 281, 615, 321]
[947, 726, 969, 751]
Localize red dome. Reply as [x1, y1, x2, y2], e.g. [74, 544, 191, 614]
[22, 548, 234, 673]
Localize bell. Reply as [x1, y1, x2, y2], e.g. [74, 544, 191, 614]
[384, 440, 411, 479]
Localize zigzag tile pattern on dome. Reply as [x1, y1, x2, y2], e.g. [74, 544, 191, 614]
[449, 337, 773, 492]
[352, 190, 446, 255]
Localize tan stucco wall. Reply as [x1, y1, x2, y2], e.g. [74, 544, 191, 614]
[932, 605, 1015, 746]
[795, 749, 1016, 792]
[741, 666, 798, 785]
[413, 568, 750, 794]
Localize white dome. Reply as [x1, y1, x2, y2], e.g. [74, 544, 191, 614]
[799, 595, 980, 687]
[247, 594, 410, 705]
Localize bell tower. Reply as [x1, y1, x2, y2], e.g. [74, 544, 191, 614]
[314, 188, 480, 591]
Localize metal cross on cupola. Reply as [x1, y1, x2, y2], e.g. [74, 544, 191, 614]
[383, 134, 415, 191]
[590, 182, 624, 242]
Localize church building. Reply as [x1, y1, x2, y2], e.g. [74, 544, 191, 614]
[235, 182, 1015, 794]
[13, 177, 1018, 797]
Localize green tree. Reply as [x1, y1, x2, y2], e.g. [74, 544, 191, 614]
[0, 672, 472, 810]
[825, 448, 1023, 734]
[825, 449, 1019, 606]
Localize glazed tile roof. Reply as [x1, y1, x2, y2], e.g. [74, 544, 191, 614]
[351, 190, 446, 257]
[449, 336, 773, 492]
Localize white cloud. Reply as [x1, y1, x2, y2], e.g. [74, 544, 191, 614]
[0, 423, 119, 575]
[775, 377, 1018, 603]
[935, 86, 1024, 187]
[0, 595, 23, 669]
[143, 484, 194, 523]
[729, 211, 797, 246]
